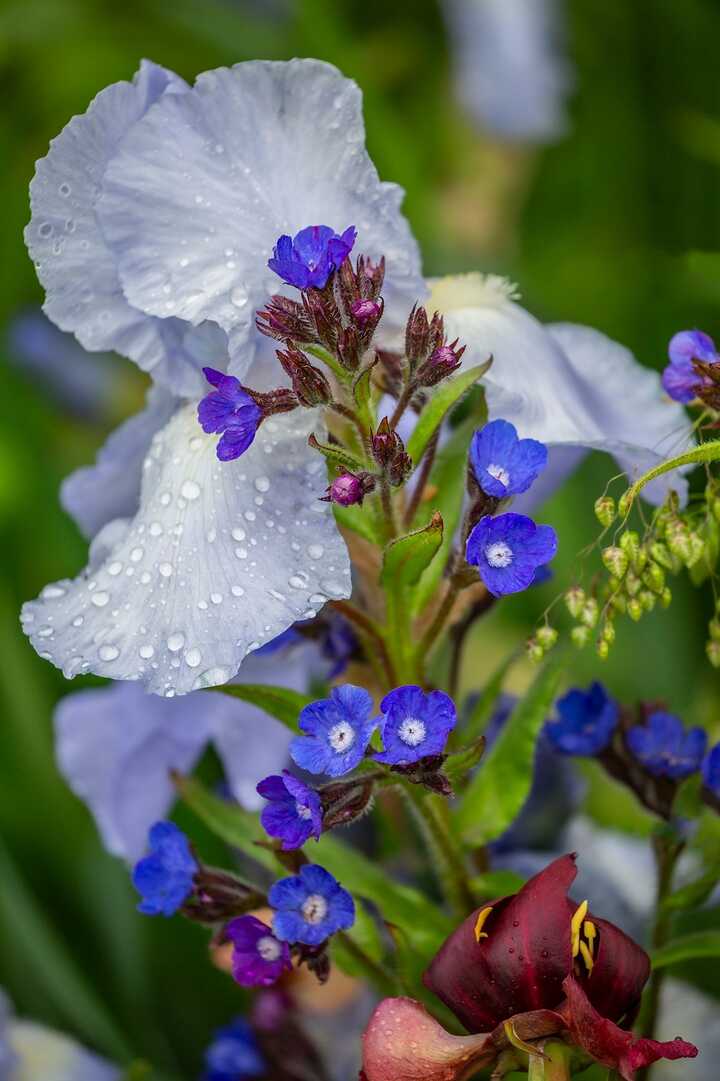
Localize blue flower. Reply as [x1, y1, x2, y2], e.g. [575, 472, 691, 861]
[269, 864, 355, 946]
[465, 512, 558, 597]
[662, 329, 718, 404]
[469, 418, 548, 498]
[202, 1018, 265, 1081]
[545, 682, 619, 756]
[290, 685, 377, 777]
[268, 225, 357, 290]
[197, 367, 262, 462]
[374, 685, 457, 765]
[627, 712, 707, 780]
[701, 743, 720, 798]
[257, 770, 323, 850]
[226, 915, 292, 988]
[132, 821, 198, 916]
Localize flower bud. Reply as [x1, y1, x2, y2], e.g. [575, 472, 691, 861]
[650, 541, 676, 571]
[666, 520, 693, 562]
[639, 589, 656, 612]
[660, 586, 672, 608]
[708, 618, 720, 641]
[323, 471, 376, 506]
[618, 490, 633, 518]
[619, 530, 640, 561]
[536, 625, 558, 650]
[405, 305, 444, 366]
[594, 495, 616, 527]
[564, 586, 586, 618]
[571, 625, 591, 648]
[580, 598, 599, 628]
[643, 562, 665, 594]
[707, 640, 720, 668]
[372, 417, 403, 468]
[600, 620, 616, 644]
[351, 298, 382, 325]
[610, 593, 627, 614]
[596, 639, 610, 660]
[624, 571, 641, 597]
[276, 346, 332, 406]
[627, 598, 643, 622]
[526, 637, 545, 663]
[686, 532, 706, 567]
[602, 546, 628, 577]
[415, 340, 466, 387]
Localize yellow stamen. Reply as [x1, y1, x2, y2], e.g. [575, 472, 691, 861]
[570, 899, 588, 948]
[579, 940, 594, 973]
[474, 906, 494, 942]
[584, 920, 596, 957]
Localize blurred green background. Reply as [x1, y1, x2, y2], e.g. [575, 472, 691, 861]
[0, 0, 719, 1074]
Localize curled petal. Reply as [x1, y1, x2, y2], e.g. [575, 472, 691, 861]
[561, 976, 697, 1081]
[424, 854, 577, 1030]
[97, 59, 425, 375]
[22, 406, 350, 695]
[585, 916, 650, 1025]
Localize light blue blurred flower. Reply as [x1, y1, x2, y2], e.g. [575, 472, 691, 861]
[22, 57, 425, 695]
[443, 0, 574, 143]
[0, 992, 119, 1081]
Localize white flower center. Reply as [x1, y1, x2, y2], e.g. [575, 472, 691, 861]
[398, 717, 427, 747]
[487, 463, 510, 487]
[328, 720, 355, 752]
[485, 541, 513, 568]
[301, 893, 328, 924]
[257, 935, 282, 962]
[295, 801, 313, 820]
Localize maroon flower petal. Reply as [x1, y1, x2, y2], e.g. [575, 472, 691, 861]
[361, 997, 494, 1081]
[584, 915, 650, 1023]
[561, 976, 698, 1081]
[424, 854, 578, 1031]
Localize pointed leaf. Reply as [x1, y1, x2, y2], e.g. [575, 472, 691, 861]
[454, 658, 563, 844]
[652, 931, 720, 968]
[308, 432, 367, 474]
[458, 650, 519, 746]
[406, 360, 492, 466]
[380, 512, 444, 589]
[211, 684, 311, 731]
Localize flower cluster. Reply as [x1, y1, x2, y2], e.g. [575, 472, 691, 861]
[662, 328, 720, 406]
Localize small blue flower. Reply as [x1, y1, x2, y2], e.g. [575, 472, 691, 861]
[226, 915, 292, 988]
[469, 418, 548, 498]
[465, 512, 558, 597]
[268, 225, 357, 290]
[701, 743, 720, 798]
[269, 863, 355, 946]
[545, 682, 619, 756]
[257, 770, 323, 850]
[290, 685, 377, 777]
[627, 712, 707, 780]
[197, 366, 262, 462]
[374, 685, 457, 765]
[132, 821, 198, 916]
[202, 1018, 266, 1081]
[662, 329, 718, 404]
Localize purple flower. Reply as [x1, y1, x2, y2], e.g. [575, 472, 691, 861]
[197, 366, 262, 462]
[374, 685, 457, 765]
[469, 418, 548, 498]
[202, 1017, 266, 1080]
[226, 915, 292, 988]
[132, 821, 197, 916]
[290, 685, 377, 777]
[269, 864, 355, 946]
[351, 298, 382, 324]
[268, 225, 357, 290]
[324, 471, 372, 506]
[701, 743, 720, 798]
[257, 770, 323, 850]
[661, 330, 718, 404]
[627, 711, 707, 780]
[465, 512, 558, 597]
[545, 682, 619, 756]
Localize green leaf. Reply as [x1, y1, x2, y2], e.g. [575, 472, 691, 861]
[470, 870, 526, 900]
[454, 658, 564, 844]
[210, 684, 311, 731]
[411, 412, 482, 615]
[673, 773, 704, 819]
[380, 512, 444, 589]
[458, 650, 518, 746]
[406, 360, 492, 466]
[175, 774, 277, 875]
[444, 737, 486, 785]
[652, 931, 720, 968]
[662, 867, 720, 913]
[308, 432, 367, 474]
[332, 501, 380, 544]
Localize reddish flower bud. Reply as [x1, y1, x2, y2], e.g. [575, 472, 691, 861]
[405, 305, 445, 367]
[276, 346, 332, 407]
[244, 386, 299, 418]
[416, 340, 466, 387]
[371, 417, 403, 467]
[322, 471, 376, 506]
[256, 295, 316, 343]
[351, 298, 383, 324]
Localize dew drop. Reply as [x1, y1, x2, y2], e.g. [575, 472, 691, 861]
[232, 527, 246, 542]
[185, 648, 202, 668]
[167, 633, 185, 652]
[231, 285, 249, 309]
[307, 544, 324, 560]
[139, 644, 155, 659]
[99, 644, 119, 661]
[235, 547, 248, 560]
[38, 222, 53, 238]
[72, 615, 84, 627]
[181, 479, 201, 501]
[159, 563, 173, 578]
[210, 592, 223, 604]
[41, 585, 66, 599]
[130, 547, 144, 563]
[149, 521, 163, 537]
[91, 591, 110, 607]
[160, 491, 171, 506]
[193, 666, 230, 689]
[37, 626, 53, 638]
[107, 562, 123, 576]
[254, 476, 270, 493]
[231, 585, 245, 597]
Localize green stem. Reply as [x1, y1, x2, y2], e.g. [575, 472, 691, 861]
[380, 476, 398, 540]
[384, 583, 416, 683]
[414, 573, 462, 670]
[542, 1042, 573, 1081]
[403, 427, 439, 529]
[637, 831, 686, 1081]
[335, 931, 399, 997]
[623, 438, 720, 509]
[389, 382, 416, 429]
[404, 787, 475, 918]
[305, 343, 352, 385]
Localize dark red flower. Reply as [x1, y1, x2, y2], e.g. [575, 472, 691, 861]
[361, 856, 698, 1081]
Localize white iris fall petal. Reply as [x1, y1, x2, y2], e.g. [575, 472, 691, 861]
[430, 274, 693, 506]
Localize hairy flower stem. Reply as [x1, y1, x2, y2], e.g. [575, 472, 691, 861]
[380, 476, 398, 540]
[305, 343, 352, 385]
[402, 428, 439, 529]
[414, 573, 463, 672]
[389, 382, 416, 430]
[637, 832, 686, 1081]
[404, 787, 476, 918]
[329, 600, 398, 688]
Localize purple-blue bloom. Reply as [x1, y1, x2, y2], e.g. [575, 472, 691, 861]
[470, 418, 548, 498]
[627, 711, 707, 780]
[269, 864, 355, 946]
[226, 915, 292, 988]
[257, 770, 323, 850]
[701, 743, 720, 798]
[661, 329, 718, 404]
[202, 1017, 266, 1080]
[374, 685, 457, 765]
[290, 685, 377, 777]
[268, 225, 357, 290]
[197, 366, 262, 461]
[465, 512, 558, 597]
[132, 821, 198, 916]
[545, 682, 619, 756]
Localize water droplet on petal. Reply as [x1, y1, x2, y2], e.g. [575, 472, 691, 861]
[91, 591, 110, 607]
[181, 479, 201, 501]
[184, 648, 202, 668]
[99, 645, 119, 661]
[167, 633, 185, 652]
